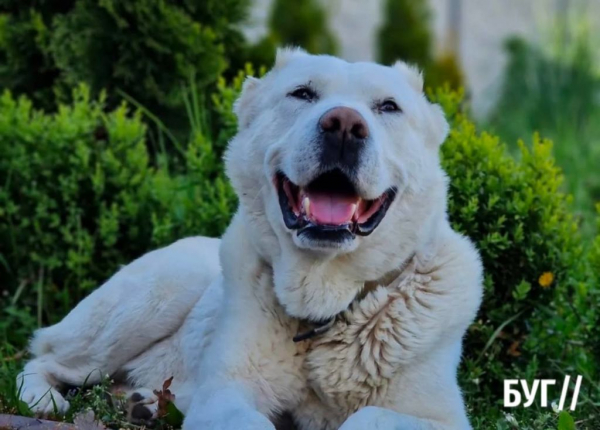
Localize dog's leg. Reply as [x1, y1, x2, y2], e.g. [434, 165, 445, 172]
[17, 358, 71, 415]
[339, 406, 467, 430]
[17, 237, 221, 415]
[183, 381, 276, 430]
[179, 250, 299, 429]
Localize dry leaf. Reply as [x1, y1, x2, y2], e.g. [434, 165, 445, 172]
[507, 340, 521, 357]
[153, 377, 176, 418]
[73, 410, 106, 430]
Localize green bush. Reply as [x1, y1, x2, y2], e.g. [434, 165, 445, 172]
[592, 206, 600, 275]
[0, 76, 242, 347]
[589, 207, 600, 357]
[377, 0, 463, 91]
[377, 0, 431, 67]
[425, 54, 463, 91]
[0, 2, 66, 111]
[487, 36, 600, 233]
[247, 0, 337, 67]
[269, 0, 336, 55]
[434, 88, 597, 425]
[0, 0, 249, 114]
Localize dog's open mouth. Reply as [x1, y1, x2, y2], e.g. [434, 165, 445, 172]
[275, 170, 396, 242]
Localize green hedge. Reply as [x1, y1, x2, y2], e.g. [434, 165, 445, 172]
[246, 0, 337, 68]
[0, 0, 249, 114]
[0, 72, 245, 345]
[377, 0, 431, 67]
[377, 0, 463, 90]
[487, 37, 600, 234]
[434, 88, 596, 424]
[268, 0, 336, 55]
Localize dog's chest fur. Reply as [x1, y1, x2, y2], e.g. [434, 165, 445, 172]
[279, 263, 423, 430]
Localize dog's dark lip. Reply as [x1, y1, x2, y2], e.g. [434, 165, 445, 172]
[275, 171, 397, 238]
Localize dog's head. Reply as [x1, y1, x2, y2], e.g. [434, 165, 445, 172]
[225, 48, 450, 318]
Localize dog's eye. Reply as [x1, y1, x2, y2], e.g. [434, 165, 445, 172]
[288, 86, 318, 102]
[378, 99, 401, 113]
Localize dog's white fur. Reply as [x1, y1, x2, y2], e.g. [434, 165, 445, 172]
[18, 49, 482, 430]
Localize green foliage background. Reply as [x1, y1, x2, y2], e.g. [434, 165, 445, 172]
[434, 88, 598, 426]
[0, 0, 250, 116]
[246, 0, 337, 68]
[377, 0, 463, 90]
[0, 75, 243, 347]
[487, 34, 600, 234]
[0, 0, 598, 428]
[378, 0, 431, 66]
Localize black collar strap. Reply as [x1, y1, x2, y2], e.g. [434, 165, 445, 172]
[293, 317, 336, 343]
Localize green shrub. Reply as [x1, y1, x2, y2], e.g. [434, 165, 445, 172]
[434, 88, 597, 423]
[425, 54, 463, 91]
[588, 207, 600, 357]
[592, 206, 600, 275]
[0, 3, 65, 111]
[0, 0, 249, 114]
[269, 0, 336, 55]
[377, 0, 431, 67]
[487, 35, 600, 233]
[0, 78, 240, 347]
[247, 0, 337, 67]
[377, 0, 463, 90]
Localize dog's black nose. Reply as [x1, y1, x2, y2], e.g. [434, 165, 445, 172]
[319, 107, 368, 170]
[320, 107, 369, 140]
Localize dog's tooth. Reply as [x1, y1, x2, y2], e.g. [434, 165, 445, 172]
[351, 203, 358, 220]
[303, 196, 311, 215]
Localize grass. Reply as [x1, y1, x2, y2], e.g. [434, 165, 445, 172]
[0, 355, 591, 429]
[0, 346, 182, 429]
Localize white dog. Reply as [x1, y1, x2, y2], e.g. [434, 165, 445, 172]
[17, 48, 483, 430]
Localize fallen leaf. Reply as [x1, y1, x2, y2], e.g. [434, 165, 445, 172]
[153, 377, 176, 418]
[507, 340, 521, 357]
[152, 377, 185, 426]
[73, 410, 106, 430]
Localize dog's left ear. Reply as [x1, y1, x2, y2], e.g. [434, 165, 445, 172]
[233, 75, 261, 129]
[392, 60, 449, 146]
[392, 60, 424, 93]
[426, 102, 450, 147]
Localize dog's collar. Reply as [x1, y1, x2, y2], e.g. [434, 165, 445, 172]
[292, 252, 416, 343]
[293, 317, 337, 342]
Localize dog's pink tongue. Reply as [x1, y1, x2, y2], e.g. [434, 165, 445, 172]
[307, 192, 357, 225]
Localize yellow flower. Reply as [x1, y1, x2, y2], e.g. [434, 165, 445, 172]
[538, 272, 554, 288]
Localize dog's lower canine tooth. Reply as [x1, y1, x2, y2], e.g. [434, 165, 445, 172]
[303, 196, 310, 215]
[351, 203, 359, 221]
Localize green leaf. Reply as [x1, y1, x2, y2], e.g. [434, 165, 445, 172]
[512, 280, 531, 301]
[165, 401, 185, 427]
[557, 411, 575, 430]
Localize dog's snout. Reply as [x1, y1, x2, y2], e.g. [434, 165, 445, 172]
[319, 107, 369, 140]
[318, 107, 368, 170]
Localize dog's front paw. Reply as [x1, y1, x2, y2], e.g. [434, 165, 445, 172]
[18, 373, 70, 416]
[123, 388, 159, 425]
[183, 408, 276, 430]
[339, 406, 403, 430]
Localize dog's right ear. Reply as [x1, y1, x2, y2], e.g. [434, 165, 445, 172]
[235, 47, 307, 128]
[233, 75, 261, 129]
[273, 46, 308, 70]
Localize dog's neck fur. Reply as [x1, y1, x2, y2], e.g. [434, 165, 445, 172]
[222, 173, 448, 322]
